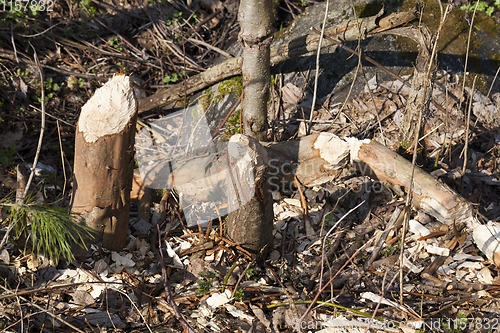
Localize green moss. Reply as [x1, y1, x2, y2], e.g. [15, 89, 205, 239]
[217, 76, 243, 100]
[397, 0, 498, 58]
[398, 140, 413, 151]
[200, 87, 214, 112]
[473, 74, 489, 94]
[225, 109, 242, 137]
[475, 16, 500, 38]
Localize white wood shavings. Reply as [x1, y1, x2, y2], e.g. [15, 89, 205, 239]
[78, 75, 137, 143]
[437, 265, 455, 275]
[456, 270, 468, 280]
[364, 75, 377, 92]
[477, 267, 494, 284]
[473, 222, 500, 265]
[165, 241, 183, 268]
[430, 168, 447, 178]
[344, 137, 371, 163]
[425, 244, 449, 257]
[224, 304, 255, 321]
[206, 290, 232, 308]
[453, 253, 484, 262]
[457, 261, 483, 270]
[283, 198, 302, 207]
[274, 202, 285, 215]
[313, 132, 350, 167]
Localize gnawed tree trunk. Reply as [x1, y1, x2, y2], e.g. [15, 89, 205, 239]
[222, 0, 274, 254]
[239, 0, 273, 141]
[137, 133, 273, 254]
[226, 135, 273, 253]
[72, 75, 137, 251]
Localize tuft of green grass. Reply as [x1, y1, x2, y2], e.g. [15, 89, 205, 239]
[234, 287, 244, 301]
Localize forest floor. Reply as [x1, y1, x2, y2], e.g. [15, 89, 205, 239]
[1, 0, 500, 332]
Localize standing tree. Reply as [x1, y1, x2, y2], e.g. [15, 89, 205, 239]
[224, 0, 275, 254]
[239, 0, 273, 141]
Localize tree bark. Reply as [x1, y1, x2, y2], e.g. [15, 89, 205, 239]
[391, 26, 436, 146]
[238, 0, 273, 141]
[72, 75, 137, 251]
[226, 135, 273, 254]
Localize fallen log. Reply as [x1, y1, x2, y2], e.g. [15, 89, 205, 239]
[138, 10, 416, 113]
[136, 131, 500, 263]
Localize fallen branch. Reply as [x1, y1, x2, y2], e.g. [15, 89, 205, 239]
[138, 10, 416, 113]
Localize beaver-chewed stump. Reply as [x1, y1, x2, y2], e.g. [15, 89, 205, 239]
[71, 75, 138, 251]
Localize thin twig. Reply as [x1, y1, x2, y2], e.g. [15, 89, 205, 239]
[56, 120, 67, 198]
[458, 0, 480, 116]
[462, 76, 476, 183]
[23, 49, 45, 199]
[187, 37, 233, 59]
[307, 0, 328, 135]
[156, 225, 197, 333]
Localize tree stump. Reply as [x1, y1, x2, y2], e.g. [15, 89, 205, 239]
[225, 135, 273, 254]
[71, 75, 137, 251]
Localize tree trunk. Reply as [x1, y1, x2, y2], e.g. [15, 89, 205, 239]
[238, 0, 273, 141]
[226, 135, 274, 253]
[392, 26, 436, 147]
[136, 132, 274, 254]
[72, 75, 137, 251]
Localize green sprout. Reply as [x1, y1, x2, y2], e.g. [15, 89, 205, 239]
[197, 271, 217, 296]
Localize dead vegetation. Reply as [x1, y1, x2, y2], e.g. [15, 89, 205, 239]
[1, 0, 500, 332]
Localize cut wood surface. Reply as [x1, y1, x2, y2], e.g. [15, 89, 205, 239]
[72, 75, 138, 251]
